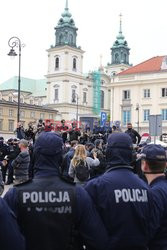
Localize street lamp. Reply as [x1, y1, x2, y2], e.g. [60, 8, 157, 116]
[8, 36, 22, 123]
[136, 103, 140, 133]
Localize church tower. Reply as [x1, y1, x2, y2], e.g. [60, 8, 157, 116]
[105, 14, 131, 76]
[55, 0, 78, 47]
[46, 0, 85, 121]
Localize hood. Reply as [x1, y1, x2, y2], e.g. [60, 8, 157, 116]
[33, 132, 63, 177]
[106, 133, 133, 167]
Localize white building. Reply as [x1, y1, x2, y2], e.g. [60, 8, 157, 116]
[110, 56, 167, 133]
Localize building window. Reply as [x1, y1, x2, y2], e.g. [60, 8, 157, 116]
[70, 34, 73, 44]
[162, 109, 167, 120]
[83, 92, 87, 103]
[30, 112, 35, 118]
[20, 111, 25, 118]
[8, 120, 14, 132]
[30, 99, 34, 105]
[115, 53, 119, 63]
[38, 100, 42, 106]
[40, 113, 45, 119]
[20, 98, 24, 103]
[72, 89, 76, 103]
[55, 89, 59, 101]
[124, 54, 127, 63]
[9, 109, 14, 117]
[0, 120, 3, 131]
[49, 114, 53, 119]
[0, 108, 3, 116]
[55, 57, 59, 70]
[59, 34, 63, 44]
[144, 89, 150, 98]
[73, 58, 77, 71]
[123, 90, 130, 100]
[9, 96, 13, 102]
[162, 88, 167, 97]
[143, 109, 150, 121]
[123, 110, 131, 126]
[101, 90, 104, 109]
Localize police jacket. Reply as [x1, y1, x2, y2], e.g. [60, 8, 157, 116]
[85, 166, 157, 250]
[149, 176, 167, 250]
[4, 152, 109, 250]
[0, 197, 25, 250]
[0, 142, 9, 161]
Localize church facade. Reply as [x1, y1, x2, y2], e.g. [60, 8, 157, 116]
[45, 0, 129, 123]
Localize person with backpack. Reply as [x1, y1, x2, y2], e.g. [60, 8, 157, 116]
[68, 144, 100, 183]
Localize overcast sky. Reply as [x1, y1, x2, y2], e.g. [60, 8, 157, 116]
[0, 0, 167, 83]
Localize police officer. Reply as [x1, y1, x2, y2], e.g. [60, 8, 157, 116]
[0, 137, 9, 182]
[6, 138, 20, 184]
[85, 133, 157, 250]
[4, 132, 108, 250]
[0, 197, 25, 250]
[141, 144, 167, 250]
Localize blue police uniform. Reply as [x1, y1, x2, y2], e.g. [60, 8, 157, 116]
[4, 132, 108, 250]
[85, 133, 158, 250]
[0, 197, 25, 250]
[141, 144, 167, 250]
[149, 176, 167, 250]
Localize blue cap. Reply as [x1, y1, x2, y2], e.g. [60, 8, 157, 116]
[141, 144, 166, 161]
[34, 132, 63, 156]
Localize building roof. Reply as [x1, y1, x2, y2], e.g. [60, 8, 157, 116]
[0, 76, 47, 97]
[0, 98, 57, 112]
[119, 56, 167, 75]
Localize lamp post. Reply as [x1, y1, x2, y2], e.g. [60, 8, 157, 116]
[136, 103, 140, 133]
[8, 37, 22, 123]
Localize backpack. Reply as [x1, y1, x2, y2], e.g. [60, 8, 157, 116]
[75, 159, 89, 182]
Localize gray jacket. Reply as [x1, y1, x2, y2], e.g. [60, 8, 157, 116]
[68, 157, 100, 183]
[12, 150, 30, 180]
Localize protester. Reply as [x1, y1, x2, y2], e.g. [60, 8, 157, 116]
[85, 132, 158, 249]
[141, 144, 167, 249]
[69, 144, 100, 183]
[4, 132, 108, 250]
[61, 140, 78, 178]
[15, 122, 25, 140]
[12, 139, 30, 185]
[125, 122, 141, 144]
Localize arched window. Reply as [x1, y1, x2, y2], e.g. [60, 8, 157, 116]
[55, 57, 59, 70]
[55, 89, 59, 101]
[101, 90, 104, 109]
[124, 54, 127, 63]
[115, 53, 119, 64]
[59, 34, 63, 45]
[70, 34, 73, 45]
[73, 58, 77, 70]
[72, 89, 76, 103]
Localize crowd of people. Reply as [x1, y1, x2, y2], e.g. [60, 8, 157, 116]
[0, 119, 167, 250]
